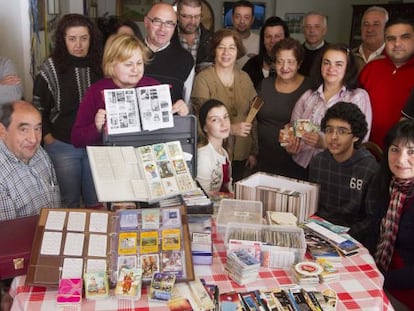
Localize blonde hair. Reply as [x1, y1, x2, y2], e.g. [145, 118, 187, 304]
[102, 33, 151, 77]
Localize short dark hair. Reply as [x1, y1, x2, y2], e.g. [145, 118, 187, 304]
[320, 102, 368, 148]
[258, 16, 290, 60]
[232, 1, 254, 16]
[177, 0, 202, 12]
[0, 102, 40, 129]
[378, 119, 414, 190]
[385, 17, 414, 32]
[0, 102, 15, 129]
[310, 43, 359, 90]
[210, 28, 245, 60]
[272, 37, 304, 65]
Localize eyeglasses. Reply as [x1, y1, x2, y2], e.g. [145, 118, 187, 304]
[146, 16, 176, 29]
[324, 126, 353, 136]
[179, 13, 202, 20]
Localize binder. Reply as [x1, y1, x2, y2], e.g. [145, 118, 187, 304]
[103, 115, 198, 178]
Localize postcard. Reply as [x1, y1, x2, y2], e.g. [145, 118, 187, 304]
[84, 271, 109, 299]
[141, 254, 159, 279]
[89, 212, 108, 233]
[61, 257, 83, 279]
[162, 208, 181, 227]
[149, 272, 176, 301]
[44, 211, 66, 231]
[162, 228, 181, 251]
[40, 231, 62, 255]
[118, 232, 137, 255]
[161, 250, 183, 276]
[114, 268, 143, 298]
[119, 210, 139, 230]
[87, 234, 107, 257]
[141, 208, 160, 230]
[86, 259, 107, 274]
[67, 212, 86, 232]
[63, 232, 85, 256]
[140, 231, 159, 253]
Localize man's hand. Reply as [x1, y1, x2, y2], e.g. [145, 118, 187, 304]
[0, 75, 21, 85]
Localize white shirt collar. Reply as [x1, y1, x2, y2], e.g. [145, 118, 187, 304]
[358, 43, 385, 63]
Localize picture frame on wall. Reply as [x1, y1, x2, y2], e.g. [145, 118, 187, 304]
[116, 0, 160, 21]
[284, 13, 305, 34]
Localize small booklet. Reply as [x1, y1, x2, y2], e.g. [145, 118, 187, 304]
[149, 272, 176, 301]
[114, 267, 143, 299]
[84, 271, 109, 299]
[56, 278, 82, 305]
[104, 84, 174, 134]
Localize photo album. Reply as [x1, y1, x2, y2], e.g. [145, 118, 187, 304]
[104, 84, 174, 134]
[87, 141, 197, 203]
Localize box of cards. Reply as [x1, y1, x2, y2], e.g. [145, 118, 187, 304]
[225, 223, 306, 268]
[216, 199, 263, 240]
[234, 172, 319, 223]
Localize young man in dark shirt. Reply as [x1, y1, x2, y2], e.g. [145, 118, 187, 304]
[308, 102, 379, 244]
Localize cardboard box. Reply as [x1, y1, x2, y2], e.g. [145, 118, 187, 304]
[235, 172, 319, 223]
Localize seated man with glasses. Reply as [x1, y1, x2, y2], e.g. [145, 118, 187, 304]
[308, 102, 379, 245]
[172, 0, 213, 73]
[144, 2, 194, 115]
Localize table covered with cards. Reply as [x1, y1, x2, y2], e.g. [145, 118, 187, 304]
[9, 217, 393, 311]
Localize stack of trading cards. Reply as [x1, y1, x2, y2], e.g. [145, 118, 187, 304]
[291, 261, 322, 286]
[225, 249, 260, 285]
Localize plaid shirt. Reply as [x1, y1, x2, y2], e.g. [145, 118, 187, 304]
[0, 141, 61, 220]
[178, 28, 200, 62]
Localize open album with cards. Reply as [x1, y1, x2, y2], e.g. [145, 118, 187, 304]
[26, 206, 194, 289]
[104, 84, 174, 134]
[87, 140, 197, 203]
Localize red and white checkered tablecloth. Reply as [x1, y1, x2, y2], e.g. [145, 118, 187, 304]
[10, 229, 393, 311]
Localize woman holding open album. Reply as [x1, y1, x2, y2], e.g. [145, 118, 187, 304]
[71, 34, 159, 147]
[196, 99, 232, 193]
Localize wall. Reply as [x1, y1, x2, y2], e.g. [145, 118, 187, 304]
[3, 0, 414, 101]
[0, 0, 31, 101]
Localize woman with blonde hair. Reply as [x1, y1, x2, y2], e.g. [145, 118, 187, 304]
[72, 33, 158, 147]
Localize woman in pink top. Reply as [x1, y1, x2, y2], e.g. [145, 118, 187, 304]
[71, 34, 159, 147]
[284, 43, 372, 169]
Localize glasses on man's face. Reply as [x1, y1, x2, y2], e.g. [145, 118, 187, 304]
[146, 16, 176, 29]
[324, 126, 353, 136]
[179, 12, 202, 20]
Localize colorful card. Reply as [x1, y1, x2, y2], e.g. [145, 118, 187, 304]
[56, 278, 82, 305]
[149, 272, 176, 301]
[162, 208, 181, 227]
[84, 272, 109, 299]
[162, 228, 181, 251]
[114, 268, 143, 299]
[140, 231, 159, 253]
[118, 232, 137, 255]
[141, 254, 160, 279]
[141, 208, 160, 230]
[161, 250, 183, 276]
[119, 210, 139, 230]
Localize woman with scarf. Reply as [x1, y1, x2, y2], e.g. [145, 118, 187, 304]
[372, 119, 414, 310]
[33, 14, 103, 208]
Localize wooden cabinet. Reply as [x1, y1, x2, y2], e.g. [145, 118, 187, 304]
[349, 3, 414, 48]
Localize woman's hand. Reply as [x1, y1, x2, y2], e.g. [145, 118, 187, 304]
[246, 155, 257, 169]
[172, 100, 189, 116]
[231, 122, 252, 137]
[302, 132, 324, 148]
[284, 137, 301, 155]
[95, 109, 106, 132]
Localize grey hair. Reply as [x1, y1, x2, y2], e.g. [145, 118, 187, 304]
[362, 6, 389, 23]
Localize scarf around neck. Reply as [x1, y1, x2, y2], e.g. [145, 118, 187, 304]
[375, 176, 414, 271]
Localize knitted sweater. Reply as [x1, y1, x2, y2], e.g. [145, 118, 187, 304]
[33, 56, 102, 143]
[308, 148, 379, 243]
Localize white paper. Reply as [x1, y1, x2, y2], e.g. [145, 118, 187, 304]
[86, 259, 107, 273]
[40, 231, 62, 255]
[61, 257, 83, 278]
[44, 211, 66, 231]
[88, 234, 107, 257]
[67, 212, 86, 232]
[63, 232, 85, 256]
[89, 213, 108, 233]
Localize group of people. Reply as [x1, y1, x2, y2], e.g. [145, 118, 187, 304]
[1, 0, 414, 309]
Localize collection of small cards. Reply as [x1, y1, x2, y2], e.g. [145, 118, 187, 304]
[116, 207, 186, 285]
[136, 141, 196, 198]
[279, 119, 320, 146]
